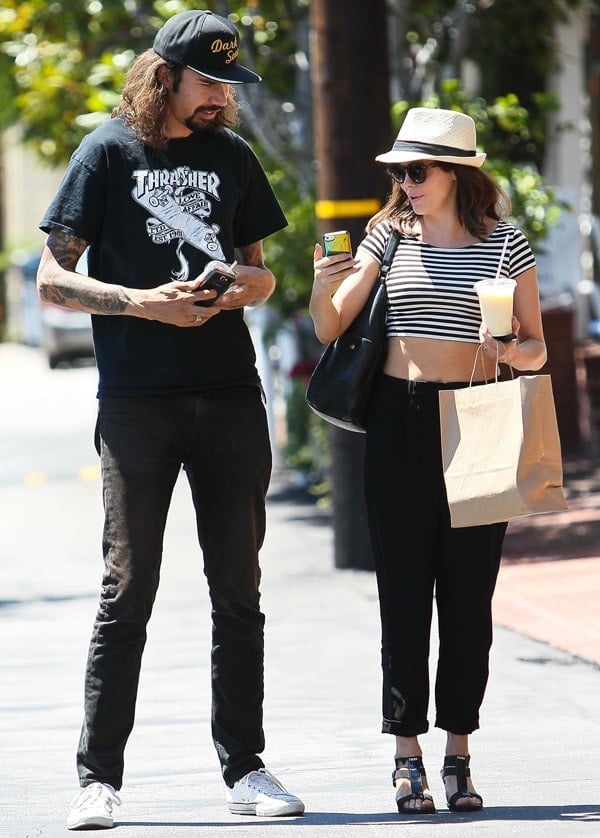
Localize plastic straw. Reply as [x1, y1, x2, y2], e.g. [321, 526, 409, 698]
[494, 235, 510, 282]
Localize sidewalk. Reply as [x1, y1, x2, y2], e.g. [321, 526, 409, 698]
[497, 457, 600, 664]
[1, 467, 599, 836]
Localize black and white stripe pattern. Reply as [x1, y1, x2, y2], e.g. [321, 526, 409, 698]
[358, 220, 536, 344]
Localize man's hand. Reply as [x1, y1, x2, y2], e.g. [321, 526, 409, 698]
[215, 270, 274, 310]
[129, 280, 221, 327]
[38, 230, 275, 325]
[214, 241, 275, 309]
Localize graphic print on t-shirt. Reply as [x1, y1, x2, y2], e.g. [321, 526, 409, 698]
[132, 165, 225, 280]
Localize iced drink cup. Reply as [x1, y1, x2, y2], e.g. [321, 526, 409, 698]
[474, 278, 517, 338]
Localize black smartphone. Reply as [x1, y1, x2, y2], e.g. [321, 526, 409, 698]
[323, 230, 352, 256]
[194, 260, 237, 306]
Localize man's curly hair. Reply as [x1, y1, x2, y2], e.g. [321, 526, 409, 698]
[113, 49, 240, 148]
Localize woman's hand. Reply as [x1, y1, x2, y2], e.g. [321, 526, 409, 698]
[312, 242, 360, 298]
[480, 316, 521, 365]
[310, 245, 379, 344]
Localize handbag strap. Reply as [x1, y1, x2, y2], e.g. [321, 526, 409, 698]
[378, 228, 401, 285]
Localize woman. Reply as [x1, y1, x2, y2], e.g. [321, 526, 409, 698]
[309, 108, 546, 814]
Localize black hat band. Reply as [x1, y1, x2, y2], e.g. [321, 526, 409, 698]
[392, 140, 478, 157]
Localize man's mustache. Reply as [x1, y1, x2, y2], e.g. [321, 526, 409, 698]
[193, 106, 223, 116]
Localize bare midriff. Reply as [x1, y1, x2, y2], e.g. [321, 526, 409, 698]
[383, 336, 498, 383]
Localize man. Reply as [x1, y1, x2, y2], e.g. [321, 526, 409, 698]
[38, 9, 304, 830]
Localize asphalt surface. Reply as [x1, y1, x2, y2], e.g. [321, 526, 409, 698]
[1, 346, 599, 836]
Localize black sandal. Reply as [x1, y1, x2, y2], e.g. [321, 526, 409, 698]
[393, 756, 435, 814]
[441, 755, 483, 811]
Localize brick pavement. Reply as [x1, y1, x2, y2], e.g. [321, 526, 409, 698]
[495, 457, 600, 665]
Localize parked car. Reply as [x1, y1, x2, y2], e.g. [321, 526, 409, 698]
[40, 301, 95, 369]
[34, 250, 95, 369]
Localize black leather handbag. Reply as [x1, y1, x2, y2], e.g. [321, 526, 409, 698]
[306, 229, 401, 432]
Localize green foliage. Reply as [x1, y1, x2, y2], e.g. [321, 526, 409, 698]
[397, 0, 593, 168]
[467, 0, 591, 106]
[391, 81, 570, 251]
[0, 52, 18, 131]
[0, 0, 158, 164]
[226, 0, 309, 98]
[0, 0, 316, 302]
[0, 0, 306, 166]
[261, 185, 316, 316]
[401, 0, 588, 80]
[283, 374, 330, 497]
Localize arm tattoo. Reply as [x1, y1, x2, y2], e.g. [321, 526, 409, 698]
[236, 241, 265, 268]
[47, 230, 87, 272]
[233, 240, 274, 305]
[41, 230, 133, 314]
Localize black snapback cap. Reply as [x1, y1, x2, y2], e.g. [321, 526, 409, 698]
[153, 10, 261, 84]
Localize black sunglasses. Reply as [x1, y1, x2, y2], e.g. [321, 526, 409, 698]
[387, 162, 439, 185]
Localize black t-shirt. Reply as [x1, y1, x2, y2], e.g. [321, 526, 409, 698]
[40, 117, 287, 396]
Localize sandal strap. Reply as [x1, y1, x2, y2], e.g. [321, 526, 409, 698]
[441, 755, 471, 788]
[441, 755, 483, 810]
[392, 755, 426, 790]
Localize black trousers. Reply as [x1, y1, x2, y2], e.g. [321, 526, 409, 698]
[77, 387, 271, 789]
[364, 374, 506, 737]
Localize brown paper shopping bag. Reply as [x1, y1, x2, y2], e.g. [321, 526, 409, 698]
[439, 374, 568, 528]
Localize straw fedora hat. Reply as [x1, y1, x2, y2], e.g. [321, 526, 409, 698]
[375, 107, 486, 167]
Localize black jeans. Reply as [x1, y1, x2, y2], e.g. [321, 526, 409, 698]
[77, 387, 271, 789]
[364, 375, 506, 738]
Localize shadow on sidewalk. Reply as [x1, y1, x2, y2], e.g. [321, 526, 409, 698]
[267, 473, 332, 528]
[0, 592, 94, 611]
[115, 803, 599, 828]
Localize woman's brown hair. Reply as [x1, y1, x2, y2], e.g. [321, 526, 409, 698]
[367, 164, 510, 240]
[112, 49, 240, 148]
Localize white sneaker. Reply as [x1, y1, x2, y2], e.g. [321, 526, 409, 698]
[66, 782, 122, 830]
[226, 768, 305, 817]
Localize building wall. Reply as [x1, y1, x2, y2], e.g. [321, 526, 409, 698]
[529, 10, 590, 341]
[2, 127, 64, 253]
[1, 128, 65, 343]
[539, 10, 591, 453]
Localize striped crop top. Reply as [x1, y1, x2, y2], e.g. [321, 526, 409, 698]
[357, 220, 536, 343]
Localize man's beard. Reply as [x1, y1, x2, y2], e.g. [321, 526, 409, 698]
[184, 108, 225, 134]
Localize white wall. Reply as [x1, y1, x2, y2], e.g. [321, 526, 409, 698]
[540, 9, 591, 340]
[2, 127, 64, 251]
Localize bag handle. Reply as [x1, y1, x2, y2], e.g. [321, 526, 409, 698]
[469, 343, 515, 387]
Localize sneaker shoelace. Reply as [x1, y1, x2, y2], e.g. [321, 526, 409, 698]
[241, 769, 289, 797]
[71, 783, 122, 812]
